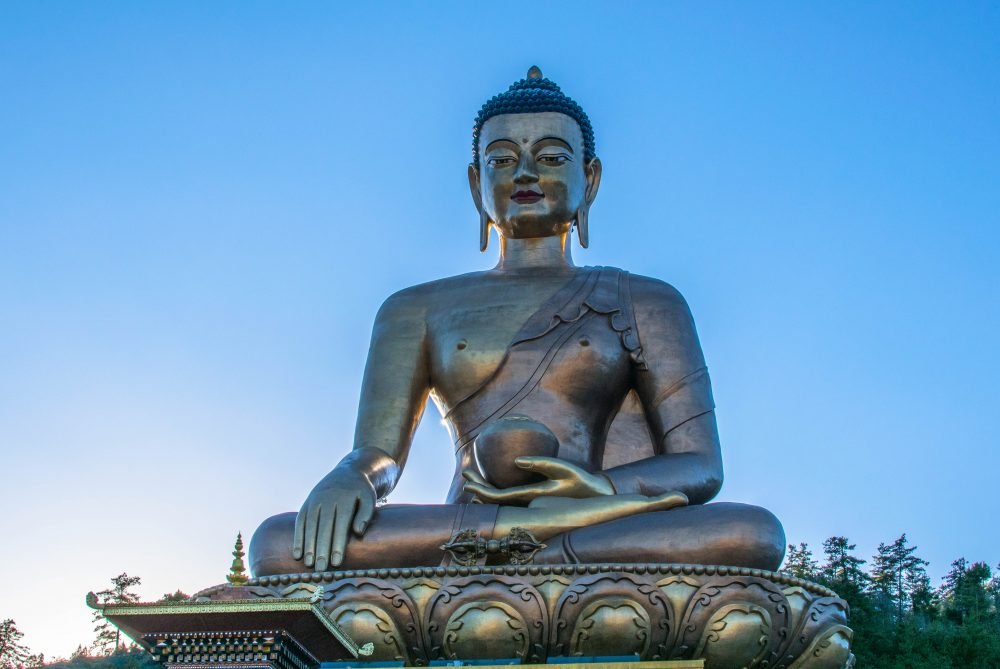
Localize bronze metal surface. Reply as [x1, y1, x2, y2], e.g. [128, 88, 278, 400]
[190, 564, 851, 668]
[86, 591, 375, 661]
[250, 67, 786, 578]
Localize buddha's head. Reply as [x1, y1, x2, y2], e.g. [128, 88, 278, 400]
[469, 67, 602, 251]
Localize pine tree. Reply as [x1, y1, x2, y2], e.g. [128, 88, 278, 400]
[989, 563, 1000, 611]
[941, 557, 969, 598]
[870, 540, 899, 621]
[781, 542, 819, 580]
[820, 536, 868, 589]
[869, 534, 928, 623]
[0, 619, 33, 669]
[91, 573, 142, 655]
[940, 559, 993, 624]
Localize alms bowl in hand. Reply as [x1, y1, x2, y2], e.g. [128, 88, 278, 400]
[473, 415, 560, 489]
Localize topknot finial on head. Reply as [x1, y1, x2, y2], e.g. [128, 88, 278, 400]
[472, 66, 595, 165]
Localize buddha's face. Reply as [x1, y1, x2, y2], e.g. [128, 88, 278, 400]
[470, 112, 600, 241]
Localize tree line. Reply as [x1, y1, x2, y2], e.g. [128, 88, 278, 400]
[781, 534, 1000, 668]
[3, 544, 1000, 669]
[1, 574, 183, 669]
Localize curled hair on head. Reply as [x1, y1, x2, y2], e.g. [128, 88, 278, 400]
[472, 66, 596, 166]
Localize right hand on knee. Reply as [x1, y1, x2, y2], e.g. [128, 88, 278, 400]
[293, 466, 377, 571]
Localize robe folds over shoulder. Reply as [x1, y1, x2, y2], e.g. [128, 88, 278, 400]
[444, 266, 715, 504]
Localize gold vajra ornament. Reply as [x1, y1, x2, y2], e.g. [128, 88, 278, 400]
[440, 527, 546, 566]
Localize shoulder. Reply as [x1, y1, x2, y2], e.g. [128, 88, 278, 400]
[621, 272, 693, 320]
[614, 271, 701, 352]
[376, 271, 491, 319]
[616, 271, 706, 364]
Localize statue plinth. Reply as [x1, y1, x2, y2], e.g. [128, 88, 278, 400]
[174, 563, 852, 669]
[100, 66, 854, 669]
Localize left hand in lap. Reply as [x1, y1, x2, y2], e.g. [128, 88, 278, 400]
[463, 456, 615, 505]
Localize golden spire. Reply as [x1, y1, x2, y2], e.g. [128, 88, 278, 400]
[226, 532, 249, 586]
[527, 65, 543, 79]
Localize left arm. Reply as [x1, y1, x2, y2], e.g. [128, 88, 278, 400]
[602, 277, 722, 503]
[463, 276, 721, 506]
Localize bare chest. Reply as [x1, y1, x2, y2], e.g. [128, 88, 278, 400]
[425, 274, 632, 410]
[427, 281, 555, 402]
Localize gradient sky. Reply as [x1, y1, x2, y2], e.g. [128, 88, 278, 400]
[2, 1, 998, 658]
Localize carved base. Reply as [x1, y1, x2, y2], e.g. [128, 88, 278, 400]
[149, 630, 313, 669]
[193, 564, 854, 669]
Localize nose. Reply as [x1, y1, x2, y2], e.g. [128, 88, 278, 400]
[513, 154, 539, 185]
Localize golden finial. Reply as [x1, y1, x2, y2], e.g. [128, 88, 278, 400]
[527, 65, 543, 79]
[226, 532, 249, 586]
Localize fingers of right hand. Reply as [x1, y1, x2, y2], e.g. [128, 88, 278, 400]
[314, 506, 335, 571]
[293, 505, 307, 560]
[353, 492, 375, 535]
[330, 498, 356, 568]
[302, 504, 322, 568]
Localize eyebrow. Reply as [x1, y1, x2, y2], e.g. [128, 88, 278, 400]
[484, 139, 519, 152]
[484, 137, 576, 153]
[532, 137, 574, 152]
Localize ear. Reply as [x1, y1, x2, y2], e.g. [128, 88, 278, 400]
[468, 163, 490, 252]
[467, 163, 484, 212]
[575, 157, 602, 249]
[584, 157, 602, 205]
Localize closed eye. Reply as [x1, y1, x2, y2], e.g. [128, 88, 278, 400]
[487, 156, 517, 167]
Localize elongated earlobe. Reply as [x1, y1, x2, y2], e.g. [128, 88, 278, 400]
[576, 157, 600, 249]
[469, 163, 490, 252]
[576, 207, 590, 248]
[480, 210, 491, 252]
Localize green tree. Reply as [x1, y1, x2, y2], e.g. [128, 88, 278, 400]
[69, 644, 90, 660]
[869, 533, 929, 623]
[0, 619, 42, 669]
[820, 536, 868, 589]
[0, 619, 30, 669]
[786, 534, 1000, 668]
[158, 591, 189, 603]
[986, 562, 1000, 611]
[940, 559, 993, 624]
[91, 573, 142, 655]
[781, 542, 819, 580]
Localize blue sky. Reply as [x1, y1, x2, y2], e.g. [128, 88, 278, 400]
[2, 1, 998, 657]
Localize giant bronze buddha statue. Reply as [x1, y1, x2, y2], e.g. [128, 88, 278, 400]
[250, 67, 785, 577]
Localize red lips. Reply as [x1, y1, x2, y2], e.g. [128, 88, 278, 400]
[511, 190, 544, 204]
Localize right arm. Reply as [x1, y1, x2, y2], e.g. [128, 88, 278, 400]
[293, 287, 431, 570]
